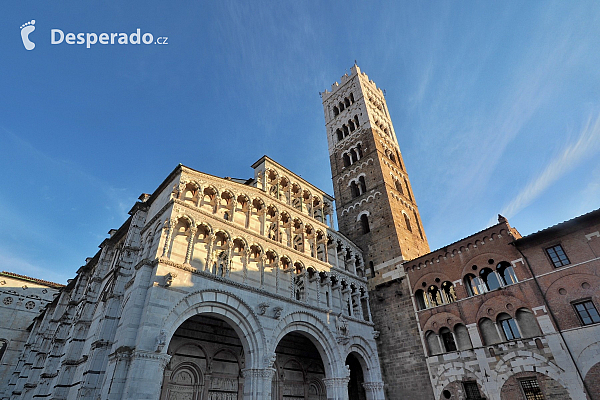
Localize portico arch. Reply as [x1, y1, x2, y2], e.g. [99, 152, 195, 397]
[163, 290, 265, 370]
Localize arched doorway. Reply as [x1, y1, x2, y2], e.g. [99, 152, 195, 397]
[346, 352, 366, 400]
[161, 314, 245, 400]
[272, 332, 326, 400]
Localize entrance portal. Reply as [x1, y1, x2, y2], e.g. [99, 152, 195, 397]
[272, 332, 325, 400]
[346, 353, 366, 400]
[160, 314, 244, 400]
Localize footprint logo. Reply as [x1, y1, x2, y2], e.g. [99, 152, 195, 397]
[20, 20, 36, 50]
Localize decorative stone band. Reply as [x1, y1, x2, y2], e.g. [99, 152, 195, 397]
[323, 377, 351, 388]
[131, 350, 172, 369]
[362, 381, 385, 391]
[241, 367, 276, 379]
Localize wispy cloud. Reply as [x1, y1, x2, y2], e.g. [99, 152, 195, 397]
[492, 112, 600, 224]
[0, 248, 69, 285]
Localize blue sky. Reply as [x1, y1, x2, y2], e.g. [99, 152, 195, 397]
[2, 1, 599, 284]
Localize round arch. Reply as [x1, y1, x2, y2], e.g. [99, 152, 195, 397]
[269, 311, 343, 378]
[162, 289, 265, 369]
[346, 336, 381, 383]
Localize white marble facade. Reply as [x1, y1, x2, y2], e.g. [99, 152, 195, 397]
[5, 156, 384, 400]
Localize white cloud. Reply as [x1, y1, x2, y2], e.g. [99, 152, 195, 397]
[493, 112, 600, 224]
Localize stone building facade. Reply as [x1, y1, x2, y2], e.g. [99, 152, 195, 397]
[4, 156, 385, 400]
[405, 210, 600, 400]
[0, 272, 62, 394]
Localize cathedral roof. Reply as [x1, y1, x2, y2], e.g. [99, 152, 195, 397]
[0, 271, 64, 288]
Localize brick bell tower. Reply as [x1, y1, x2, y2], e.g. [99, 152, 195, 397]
[322, 65, 435, 399]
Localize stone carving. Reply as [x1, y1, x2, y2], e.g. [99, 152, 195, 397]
[164, 272, 177, 287]
[210, 377, 236, 391]
[257, 302, 270, 315]
[372, 330, 380, 339]
[264, 352, 277, 368]
[335, 313, 348, 336]
[156, 329, 167, 352]
[273, 306, 283, 319]
[208, 393, 236, 400]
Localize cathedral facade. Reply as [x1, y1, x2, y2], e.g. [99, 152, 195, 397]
[2, 66, 599, 400]
[4, 153, 385, 400]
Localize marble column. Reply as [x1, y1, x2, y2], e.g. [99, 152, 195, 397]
[323, 376, 350, 400]
[362, 381, 385, 400]
[241, 368, 276, 400]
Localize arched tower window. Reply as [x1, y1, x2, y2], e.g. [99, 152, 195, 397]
[354, 115, 360, 127]
[480, 268, 501, 291]
[394, 180, 404, 195]
[497, 262, 517, 286]
[403, 177, 413, 201]
[349, 120, 355, 132]
[336, 129, 343, 141]
[441, 281, 456, 304]
[415, 289, 427, 310]
[350, 182, 360, 198]
[440, 327, 457, 352]
[464, 273, 485, 296]
[427, 285, 442, 307]
[360, 214, 370, 234]
[351, 149, 358, 163]
[498, 313, 520, 341]
[358, 176, 367, 194]
[404, 213, 412, 232]
[343, 153, 351, 167]
[356, 143, 363, 158]
[333, 106, 339, 116]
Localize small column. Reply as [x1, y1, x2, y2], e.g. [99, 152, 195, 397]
[242, 249, 249, 284]
[323, 377, 351, 400]
[275, 256, 280, 294]
[354, 292, 363, 319]
[362, 292, 372, 322]
[226, 239, 233, 277]
[229, 199, 237, 223]
[362, 381, 385, 400]
[241, 368, 276, 400]
[260, 254, 267, 290]
[184, 226, 197, 265]
[213, 193, 221, 214]
[303, 270, 309, 303]
[204, 232, 216, 272]
[161, 219, 176, 258]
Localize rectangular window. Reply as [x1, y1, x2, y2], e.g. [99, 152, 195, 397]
[574, 300, 600, 325]
[545, 245, 570, 267]
[520, 378, 544, 400]
[463, 381, 482, 399]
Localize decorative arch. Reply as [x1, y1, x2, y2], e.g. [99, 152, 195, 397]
[269, 311, 343, 378]
[494, 351, 567, 389]
[346, 336, 381, 383]
[162, 290, 265, 369]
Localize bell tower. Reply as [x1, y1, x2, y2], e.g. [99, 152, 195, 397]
[322, 65, 435, 399]
[322, 65, 430, 285]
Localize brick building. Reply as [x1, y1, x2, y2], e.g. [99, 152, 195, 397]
[403, 210, 600, 400]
